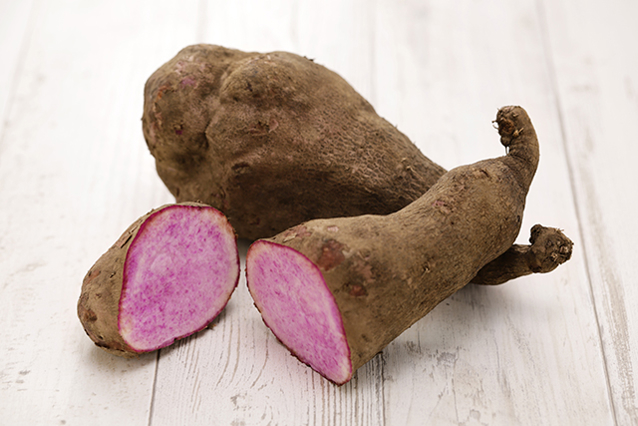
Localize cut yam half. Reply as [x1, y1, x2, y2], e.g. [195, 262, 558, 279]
[119, 205, 239, 352]
[78, 203, 240, 356]
[246, 240, 352, 384]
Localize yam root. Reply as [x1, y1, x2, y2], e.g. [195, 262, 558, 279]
[142, 44, 572, 284]
[471, 224, 572, 285]
[78, 203, 240, 357]
[142, 44, 445, 239]
[246, 106, 552, 384]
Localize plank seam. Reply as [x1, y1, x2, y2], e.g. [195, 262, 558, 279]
[535, 0, 618, 424]
[378, 352, 386, 426]
[370, 2, 386, 424]
[196, 0, 207, 44]
[0, 0, 38, 150]
[369, 0, 378, 108]
[147, 351, 162, 426]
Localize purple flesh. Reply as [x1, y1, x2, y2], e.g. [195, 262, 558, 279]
[246, 240, 352, 384]
[119, 205, 239, 352]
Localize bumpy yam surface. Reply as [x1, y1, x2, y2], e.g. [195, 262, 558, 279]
[246, 107, 542, 382]
[142, 44, 445, 239]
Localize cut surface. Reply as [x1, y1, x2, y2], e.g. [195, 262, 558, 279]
[119, 205, 239, 352]
[246, 240, 352, 384]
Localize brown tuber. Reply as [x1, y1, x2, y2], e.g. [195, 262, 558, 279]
[246, 106, 569, 384]
[142, 44, 444, 240]
[142, 44, 572, 286]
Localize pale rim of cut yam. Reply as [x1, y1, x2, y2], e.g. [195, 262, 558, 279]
[246, 240, 352, 385]
[118, 204, 240, 353]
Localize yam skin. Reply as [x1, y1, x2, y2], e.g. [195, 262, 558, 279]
[246, 106, 550, 384]
[142, 43, 446, 239]
[77, 203, 240, 357]
[142, 44, 572, 285]
[472, 224, 572, 285]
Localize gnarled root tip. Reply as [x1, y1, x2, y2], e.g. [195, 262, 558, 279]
[471, 224, 573, 285]
[494, 105, 527, 148]
[527, 224, 573, 273]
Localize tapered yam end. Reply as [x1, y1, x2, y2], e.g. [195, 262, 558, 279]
[246, 240, 352, 385]
[119, 205, 240, 353]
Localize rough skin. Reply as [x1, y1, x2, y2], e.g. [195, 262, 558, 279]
[142, 44, 446, 239]
[250, 106, 565, 382]
[143, 45, 572, 285]
[78, 208, 154, 357]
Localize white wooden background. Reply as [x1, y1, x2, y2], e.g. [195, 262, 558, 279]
[1, 0, 636, 425]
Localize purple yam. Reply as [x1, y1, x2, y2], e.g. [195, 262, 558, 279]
[246, 106, 546, 385]
[78, 203, 240, 357]
[246, 240, 352, 385]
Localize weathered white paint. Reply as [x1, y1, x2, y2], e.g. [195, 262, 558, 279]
[0, 0, 35, 140]
[540, 0, 638, 424]
[372, 2, 613, 424]
[0, 0, 635, 424]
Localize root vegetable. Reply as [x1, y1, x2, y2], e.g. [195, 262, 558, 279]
[77, 203, 239, 357]
[246, 106, 559, 384]
[142, 44, 572, 285]
[142, 44, 445, 240]
[472, 224, 572, 285]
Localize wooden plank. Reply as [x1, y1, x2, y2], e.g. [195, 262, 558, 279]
[0, 0, 632, 424]
[150, 242, 385, 426]
[0, 0, 35, 138]
[372, 0, 614, 424]
[540, 0, 638, 424]
[0, 0, 198, 424]
[147, 2, 385, 425]
[199, 0, 375, 99]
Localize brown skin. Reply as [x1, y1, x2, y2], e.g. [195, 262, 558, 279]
[472, 224, 572, 285]
[261, 106, 545, 373]
[142, 44, 444, 239]
[142, 44, 572, 284]
[78, 208, 153, 357]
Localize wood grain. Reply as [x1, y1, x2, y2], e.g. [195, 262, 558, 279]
[149, 3, 385, 424]
[541, 0, 638, 423]
[373, 1, 613, 424]
[0, 0, 191, 424]
[0, 0, 636, 424]
[0, 0, 35, 142]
